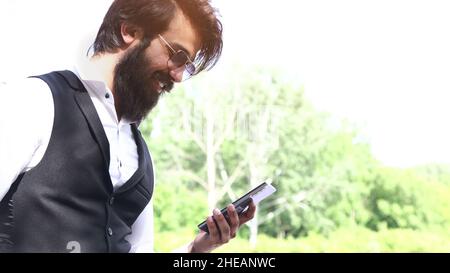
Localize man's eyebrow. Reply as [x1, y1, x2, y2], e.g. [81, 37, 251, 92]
[172, 42, 195, 61]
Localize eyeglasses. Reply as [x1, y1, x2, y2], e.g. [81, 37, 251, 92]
[158, 34, 196, 81]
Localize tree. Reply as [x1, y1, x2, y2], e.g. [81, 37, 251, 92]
[142, 64, 429, 244]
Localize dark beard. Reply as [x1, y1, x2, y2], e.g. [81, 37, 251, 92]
[113, 38, 174, 122]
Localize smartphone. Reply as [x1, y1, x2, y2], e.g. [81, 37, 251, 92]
[197, 182, 276, 233]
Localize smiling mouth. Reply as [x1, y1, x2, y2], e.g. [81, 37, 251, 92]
[152, 78, 166, 94]
[153, 73, 172, 94]
[158, 81, 165, 93]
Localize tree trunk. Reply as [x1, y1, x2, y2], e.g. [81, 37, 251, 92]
[206, 102, 217, 212]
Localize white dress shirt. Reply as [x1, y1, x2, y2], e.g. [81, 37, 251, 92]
[0, 61, 156, 252]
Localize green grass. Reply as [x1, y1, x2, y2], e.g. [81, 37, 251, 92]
[154, 226, 450, 253]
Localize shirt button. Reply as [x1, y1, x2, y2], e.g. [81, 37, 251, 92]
[105, 93, 110, 99]
[107, 227, 113, 236]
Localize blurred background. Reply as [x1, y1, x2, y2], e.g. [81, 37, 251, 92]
[1, 0, 449, 252]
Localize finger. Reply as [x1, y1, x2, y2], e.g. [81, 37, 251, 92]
[206, 216, 220, 243]
[213, 208, 231, 243]
[227, 204, 239, 238]
[239, 201, 257, 225]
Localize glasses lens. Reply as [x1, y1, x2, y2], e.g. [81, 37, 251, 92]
[170, 51, 196, 79]
[171, 51, 188, 67]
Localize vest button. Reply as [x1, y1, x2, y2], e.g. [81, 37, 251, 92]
[107, 227, 113, 236]
[109, 197, 114, 206]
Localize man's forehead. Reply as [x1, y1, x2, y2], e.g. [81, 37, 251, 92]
[160, 9, 201, 60]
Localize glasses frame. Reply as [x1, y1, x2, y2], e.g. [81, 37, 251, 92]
[158, 34, 196, 80]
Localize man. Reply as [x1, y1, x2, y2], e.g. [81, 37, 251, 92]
[0, 0, 255, 253]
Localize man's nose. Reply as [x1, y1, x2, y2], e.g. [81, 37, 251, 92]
[169, 66, 184, 83]
[167, 59, 186, 82]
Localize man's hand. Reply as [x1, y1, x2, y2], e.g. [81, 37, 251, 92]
[189, 201, 256, 253]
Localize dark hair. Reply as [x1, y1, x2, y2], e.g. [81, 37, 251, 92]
[93, 0, 223, 74]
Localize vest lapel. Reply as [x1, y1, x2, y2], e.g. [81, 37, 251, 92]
[56, 71, 111, 181]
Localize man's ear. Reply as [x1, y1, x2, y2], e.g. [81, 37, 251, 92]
[120, 23, 143, 46]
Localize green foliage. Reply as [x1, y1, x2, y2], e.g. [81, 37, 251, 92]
[154, 228, 197, 253]
[153, 182, 208, 232]
[141, 64, 450, 252]
[366, 167, 450, 230]
[413, 164, 450, 185]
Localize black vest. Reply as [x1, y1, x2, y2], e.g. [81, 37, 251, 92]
[0, 71, 154, 253]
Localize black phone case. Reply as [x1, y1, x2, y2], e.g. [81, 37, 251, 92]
[197, 182, 267, 233]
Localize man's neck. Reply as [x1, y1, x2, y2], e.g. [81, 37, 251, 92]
[87, 53, 119, 92]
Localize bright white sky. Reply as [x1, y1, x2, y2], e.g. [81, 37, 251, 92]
[0, 0, 449, 168]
